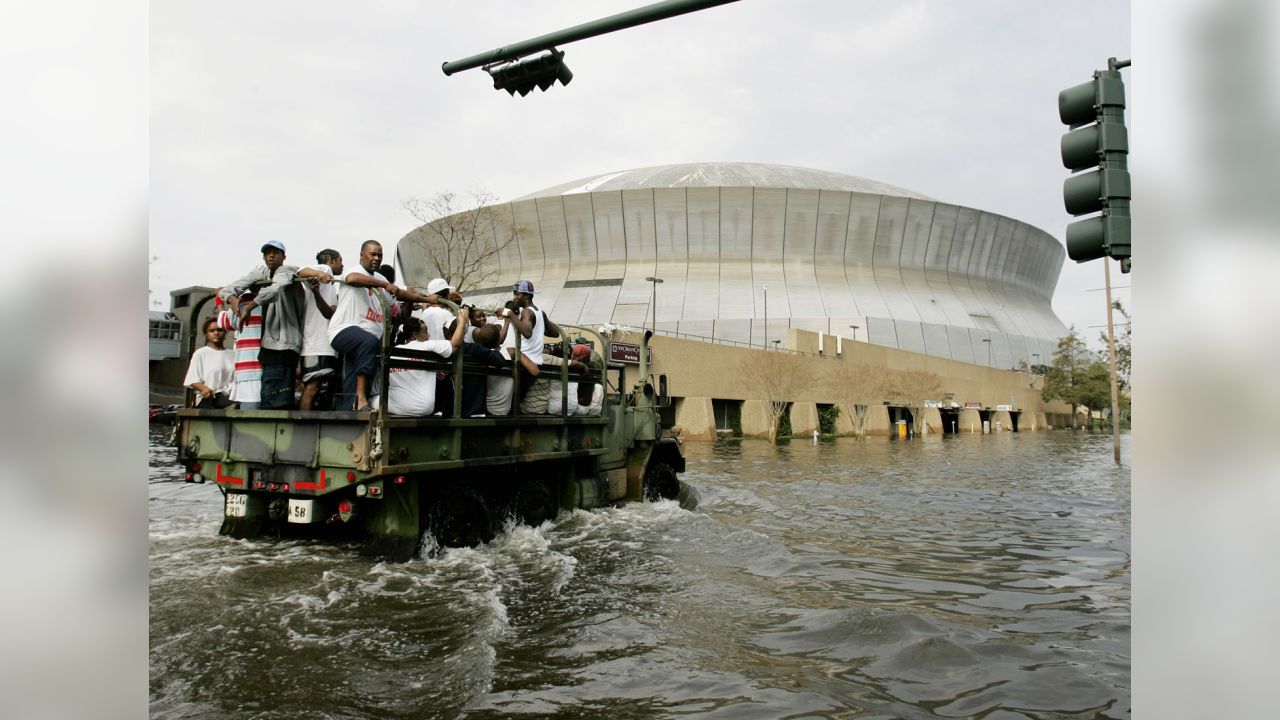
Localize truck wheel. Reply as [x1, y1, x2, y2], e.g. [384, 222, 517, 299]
[644, 462, 679, 502]
[513, 479, 558, 527]
[428, 488, 495, 548]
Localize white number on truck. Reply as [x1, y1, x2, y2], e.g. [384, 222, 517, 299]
[225, 493, 248, 518]
[287, 498, 315, 524]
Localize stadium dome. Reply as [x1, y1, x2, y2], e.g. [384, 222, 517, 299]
[396, 162, 1068, 368]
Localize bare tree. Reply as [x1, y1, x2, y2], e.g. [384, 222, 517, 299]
[401, 189, 516, 293]
[888, 369, 944, 438]
[826, 362, 889, 438]
[739, 351, 817, 444]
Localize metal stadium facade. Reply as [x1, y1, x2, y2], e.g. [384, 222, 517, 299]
[397, 162, 1069, 369]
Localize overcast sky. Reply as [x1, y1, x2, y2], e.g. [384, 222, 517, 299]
[151, 0, 1131, 347]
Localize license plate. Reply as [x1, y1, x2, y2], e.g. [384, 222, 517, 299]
[287, 498, 316, 524]
[225, 493, 248, 518]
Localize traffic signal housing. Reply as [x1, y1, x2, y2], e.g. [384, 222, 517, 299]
[487, 49, 573, 97]
[1058, 58, 1131, 273]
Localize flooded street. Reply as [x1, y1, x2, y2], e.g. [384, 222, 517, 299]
[150, 428, 1130, 719]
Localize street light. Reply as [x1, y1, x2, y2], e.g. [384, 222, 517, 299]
[981, 338, 992, 367]
[762, 283, 768, 349]
[772, 339, 781, 351]
[849, 324, 859, 341]
[645, 276, 663, 331]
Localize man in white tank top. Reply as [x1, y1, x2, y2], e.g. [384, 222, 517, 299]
[498, 280, 562, 409]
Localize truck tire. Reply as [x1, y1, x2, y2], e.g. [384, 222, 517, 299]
[644, 461, 679, 502]
[429, 488, 495, 548]
[513, 479, 558, 527]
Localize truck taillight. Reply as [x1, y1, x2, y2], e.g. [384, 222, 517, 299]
[192, 462, 201, 472]
[337, 499, 354, 523]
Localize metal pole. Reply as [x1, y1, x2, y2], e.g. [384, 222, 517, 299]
[442, 0, 741, 75]
[1104, 258, 1122, 463]
[763, 283, 768, 349]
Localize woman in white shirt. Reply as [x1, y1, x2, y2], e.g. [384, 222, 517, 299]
[184, 318, 235, 407]
[381, 310, 468, 416]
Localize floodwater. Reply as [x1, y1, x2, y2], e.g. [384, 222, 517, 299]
[150, 427, 1130, 719]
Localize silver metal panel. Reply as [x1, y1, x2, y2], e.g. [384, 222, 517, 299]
[815, 190, 859, 317]
[620, 190, 657, 308]
[782, 189, 825, 318]
[534, 197, 570, 311]
[894, 319, 926, 355]
[562, 193, 598, 281]
[990, 331, 1015, 370]
[873, 196, 917, 321]
[611, 302, 649, 327]
[549, 286, 590, 326]
[867, 316, 898, 348]
[714, 318, 751, 345]
[845, 193, 890, 319]
[752, 187, 789, 318]
[653, 188, 689, 324]
[674, 318, 713, 340]
[718, 187, 755, 319]
[924, 204, 971, 328]
[901, 199, 949, 326]
[684, 187, 721, 322]
[591, 191, 627, 281]
[580, 285, 622, 326]
[489, 202, 522, 290]
[946, 206, 984, 319]
[970, 329, 994, 367]
[509, 199, 545, 288]
[947, 326, 977, 364]
[921, 322, 951, 358]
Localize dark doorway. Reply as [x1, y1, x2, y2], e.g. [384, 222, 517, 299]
[940, 409, 960, 435]
[1010, 411, 1020, 432]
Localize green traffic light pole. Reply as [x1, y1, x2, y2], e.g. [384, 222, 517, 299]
[441, 0, 741, 76]
[1099, 57, 1128, 467]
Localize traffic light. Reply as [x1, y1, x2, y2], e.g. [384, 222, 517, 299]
[1058, 58, 1131, 273]
[487, 49, 573, 96]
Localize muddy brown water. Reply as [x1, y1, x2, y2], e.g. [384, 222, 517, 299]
[150, 427, 1129, 719]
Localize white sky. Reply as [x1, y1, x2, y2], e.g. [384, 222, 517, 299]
[150, 0, 1132, 349]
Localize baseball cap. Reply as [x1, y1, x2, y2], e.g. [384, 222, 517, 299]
[426, 278, 452, 295]
[513, 279, 536, 295]
[260, 240, 286, 254]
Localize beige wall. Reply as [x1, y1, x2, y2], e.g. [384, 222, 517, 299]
[621, 328, 1072, 440]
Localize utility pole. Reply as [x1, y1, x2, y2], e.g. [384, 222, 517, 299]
[1104, 259, 1122, 463]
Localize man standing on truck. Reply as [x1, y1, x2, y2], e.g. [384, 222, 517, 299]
[326, 239, 440, 411]
[219, 240, 324, 409]
[298, 249, 343, 411]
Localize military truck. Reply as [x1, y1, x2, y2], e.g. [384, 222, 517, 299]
[173, 301, 684, 560]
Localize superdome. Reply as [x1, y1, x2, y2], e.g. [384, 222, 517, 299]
[515, 162, 936, 202]
[397, 162, 1068, 369]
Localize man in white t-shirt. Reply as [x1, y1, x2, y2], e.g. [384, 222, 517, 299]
[298, 248, 343, 410]
[412, 277, 455, 342]
[324, 239, 440, 411]
[498, 280, 562, 407]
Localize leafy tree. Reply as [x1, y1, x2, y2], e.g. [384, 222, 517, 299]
[739, 351, 816, 444]
[401, 189, 517, 293]
[888, 369, 944, 437]
[826, 362, 889, 438]
[1043, 327, 1115, 430]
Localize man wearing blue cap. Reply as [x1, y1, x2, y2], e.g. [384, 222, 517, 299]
[219, 240, 327, 409]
